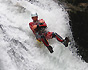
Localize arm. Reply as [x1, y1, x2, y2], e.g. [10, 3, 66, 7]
[29, 19, 47, 32]
[38, 19, 47, 28]
[29, 22, 37, 33]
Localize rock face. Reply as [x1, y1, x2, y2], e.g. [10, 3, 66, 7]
[69, 10, 88, 62]
[57, 0, 88, 62]
[60, 0, 88, 5]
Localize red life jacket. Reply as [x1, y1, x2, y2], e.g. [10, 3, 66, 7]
[29, 19, 47, 35]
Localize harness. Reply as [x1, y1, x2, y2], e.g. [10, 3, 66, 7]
[33, 21, 47, 41]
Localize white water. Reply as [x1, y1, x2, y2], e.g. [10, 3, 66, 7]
[0, 0, 88, 70]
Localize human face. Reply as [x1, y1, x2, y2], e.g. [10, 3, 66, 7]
[32, 16, 38, 22]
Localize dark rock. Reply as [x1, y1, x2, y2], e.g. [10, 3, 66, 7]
[69, 11, 88, 62]
[57, 0, 88, 62]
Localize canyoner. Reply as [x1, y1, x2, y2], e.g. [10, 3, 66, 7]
[29, 12, 70, 53]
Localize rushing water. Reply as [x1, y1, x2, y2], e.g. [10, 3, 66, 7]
[0, 0, 88, 70]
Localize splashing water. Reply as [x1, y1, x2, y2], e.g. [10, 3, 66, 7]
[0, 0, 88, 70]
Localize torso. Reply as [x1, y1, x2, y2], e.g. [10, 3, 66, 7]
[30, 20, 47, 35]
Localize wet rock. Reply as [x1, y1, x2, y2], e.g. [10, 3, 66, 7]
[57, 0, 88, 62]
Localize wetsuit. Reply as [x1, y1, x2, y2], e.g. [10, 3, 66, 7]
[29, 19, 64, 53]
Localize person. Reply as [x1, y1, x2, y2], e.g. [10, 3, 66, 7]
[29, 12, 70, 53]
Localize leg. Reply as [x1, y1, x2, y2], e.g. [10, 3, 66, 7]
[35, 33, 41, 42]
[52, 32, 70, 47]
[35, 34, 53, 53]
[52, 32, 64, 42]
[41, 35, 54, 53]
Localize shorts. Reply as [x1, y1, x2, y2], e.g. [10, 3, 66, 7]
[35, 32, 53, 41]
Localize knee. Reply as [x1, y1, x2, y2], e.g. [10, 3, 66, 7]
[52, 32, 57, 38]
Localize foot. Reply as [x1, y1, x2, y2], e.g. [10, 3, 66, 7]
[47, 46, 54, 53]
[62, 37, 70, 47]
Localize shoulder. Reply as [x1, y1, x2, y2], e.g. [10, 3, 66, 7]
[29, 22, 34, 25]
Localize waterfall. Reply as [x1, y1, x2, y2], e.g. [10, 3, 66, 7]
[0, 0, 88, 70]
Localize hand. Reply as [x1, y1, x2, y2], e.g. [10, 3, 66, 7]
[39, 19, 45, 23]
[32, 25, 37, 30]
